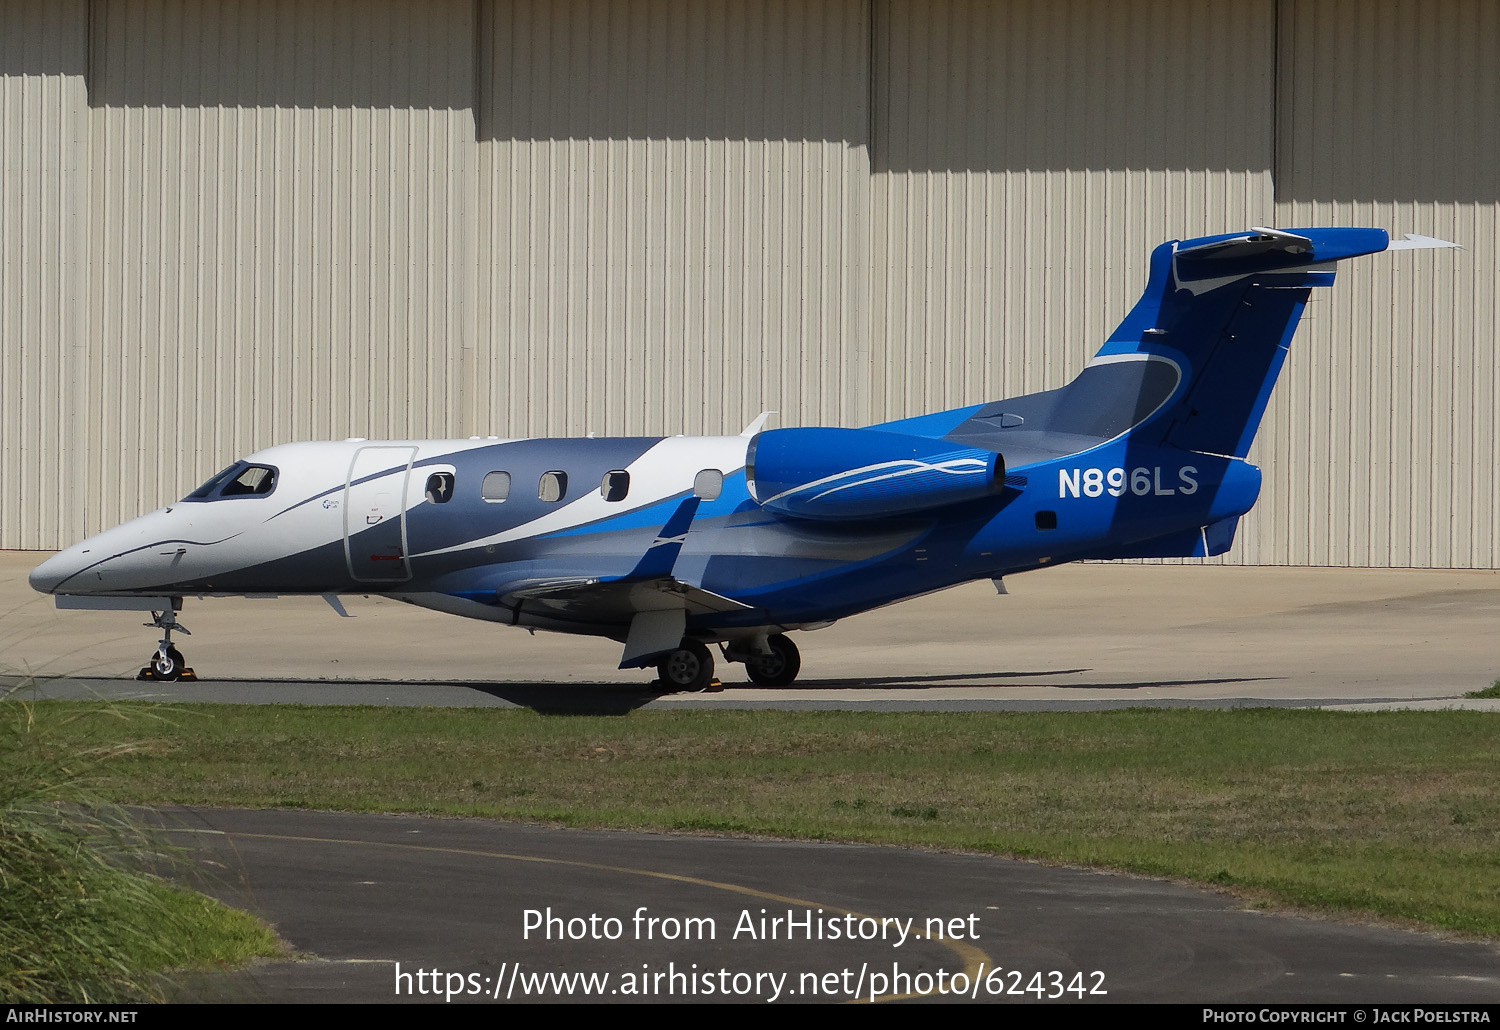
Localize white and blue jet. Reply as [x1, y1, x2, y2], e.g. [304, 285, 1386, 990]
[30, 227, 1454, 690]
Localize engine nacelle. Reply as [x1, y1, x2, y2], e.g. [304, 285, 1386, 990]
[746, 427, 1004, 521]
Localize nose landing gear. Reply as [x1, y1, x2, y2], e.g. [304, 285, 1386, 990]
[136, 605, 197, 682]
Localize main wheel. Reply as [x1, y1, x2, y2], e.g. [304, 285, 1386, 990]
[744, 633, 801, 687]
[658, 640, 714, 692]
[152, 647, 185, 682]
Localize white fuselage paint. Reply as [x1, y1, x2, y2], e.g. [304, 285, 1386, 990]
[29, 436, 751, 599]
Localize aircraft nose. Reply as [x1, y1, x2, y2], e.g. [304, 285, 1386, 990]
[28, 551, 78, 594]
[28, 510, 192, 596]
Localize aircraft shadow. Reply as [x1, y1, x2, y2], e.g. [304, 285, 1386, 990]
[467, 669, 1095, 711]
[740, 669, 1086, 690]
[1042, 676, 1284, 690]
[708, 672, 1282, 691]
[463, 671, 1285, 713]
[464, 683, 668, 715]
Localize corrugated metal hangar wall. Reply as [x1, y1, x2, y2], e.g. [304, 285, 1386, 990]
[2, 0, 1496, 567]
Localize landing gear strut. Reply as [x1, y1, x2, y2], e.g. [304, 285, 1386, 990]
[138, 606, 195, 682]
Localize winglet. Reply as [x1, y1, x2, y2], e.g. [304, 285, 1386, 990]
[741, 411, 777, 437]
[1385, 233, 1461, 251]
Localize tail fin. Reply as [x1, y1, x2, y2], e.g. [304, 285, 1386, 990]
[1090, 227, 1389, 458]
[882, 228, 1453, 459]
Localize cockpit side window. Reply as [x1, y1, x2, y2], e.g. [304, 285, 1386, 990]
[220, 465, 277, 496]
[182, 463, 279, 501]
[185, 464, 242, 500]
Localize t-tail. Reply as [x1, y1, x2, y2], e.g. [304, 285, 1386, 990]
[1091, 227, 1391, 459]
[872, 226, 1456, 561]
[748, 228, 1454, 562]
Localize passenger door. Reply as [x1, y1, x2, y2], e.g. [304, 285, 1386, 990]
[344, 445, 417, 583]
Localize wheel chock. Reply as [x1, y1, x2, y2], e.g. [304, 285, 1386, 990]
[136, 667, 198, 682]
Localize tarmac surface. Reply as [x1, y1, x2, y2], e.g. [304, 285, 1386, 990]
[4, 551, 1498, 1003]
[4, 551, 1500, 710]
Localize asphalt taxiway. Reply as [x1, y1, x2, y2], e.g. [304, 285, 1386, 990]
[166, 807, 1499, 1004]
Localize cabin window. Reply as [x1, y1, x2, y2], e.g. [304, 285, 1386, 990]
[425, 473, 455, 503]
[601, 470, 629, 502]
[539, 471, 568, 502]
[482, 471, 511, 502]
[693, 469, 723, 500]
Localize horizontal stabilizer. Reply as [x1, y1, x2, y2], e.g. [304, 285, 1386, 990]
[1385, 233, 1461, 251]
[1172, 227, 1389, 290]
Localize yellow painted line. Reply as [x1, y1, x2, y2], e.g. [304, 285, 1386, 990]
[179, 827, 993, 1003]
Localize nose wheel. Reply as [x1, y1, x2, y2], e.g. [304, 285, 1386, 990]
[150, 646, 187, 681]
[137, 606, 197, 682]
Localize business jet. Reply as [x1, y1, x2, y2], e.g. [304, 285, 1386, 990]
[29, 227, 1455, 691]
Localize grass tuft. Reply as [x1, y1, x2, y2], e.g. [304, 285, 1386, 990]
[1463, 680, 1500, 699]
[0, 685, 281, 1002]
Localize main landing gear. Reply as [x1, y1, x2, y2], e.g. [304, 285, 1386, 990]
[137, 607, 196, 682]
[654, 633, 804, 692]
[657, 639, 717, 693]
[741, 633, 801, 687]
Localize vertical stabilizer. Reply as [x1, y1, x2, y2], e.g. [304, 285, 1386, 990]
[1087, 227, 1390, 458]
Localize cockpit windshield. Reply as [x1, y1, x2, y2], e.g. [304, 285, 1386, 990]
[182, 462, 279, 501]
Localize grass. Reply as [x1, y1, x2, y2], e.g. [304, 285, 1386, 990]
[0, 690, 283, 1002]
[1463, 680, 1500, 699]
[24, 701, 1500, 938]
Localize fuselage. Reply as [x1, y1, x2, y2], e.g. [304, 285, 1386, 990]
[30, 427, 1259, 643]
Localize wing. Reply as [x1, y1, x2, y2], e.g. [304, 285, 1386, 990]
[497, 496, 754, 669]
[503, 575, 751, 620]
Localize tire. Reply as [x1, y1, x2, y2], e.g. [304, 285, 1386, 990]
[152, 647, 185, 682]
[658, 640, 714, 692]
[744, 633, 801, 687]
